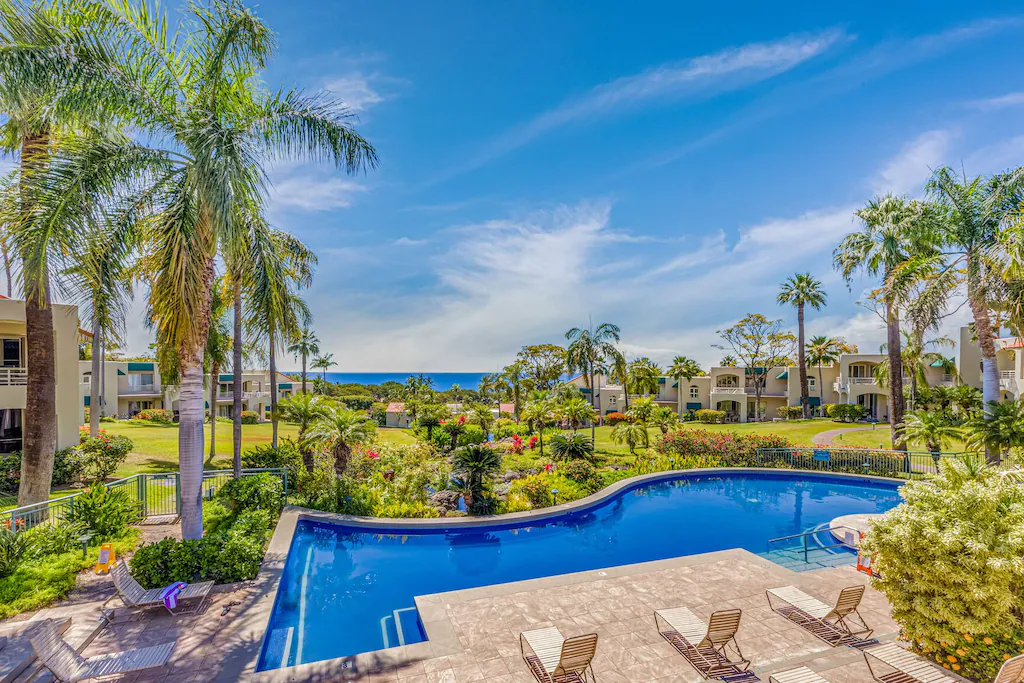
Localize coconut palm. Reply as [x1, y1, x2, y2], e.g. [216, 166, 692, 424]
[627, 358, 661, 398]
[927, 168, 1024, 464]
[450, 444, 501, 514]
[608, 350, 630, 410]
[834, 195, 936, 451]
[559, 396, 595, 432]
[565, 322, 620, 440]
[805, 335, 842, 415]
[611, 420, 648, 459]
[277, 391, 328, 472]
[650, 405, 679, 435]
[874, 330, 956, 410]
[897, 410, 961, 454]
[626, 396, 656, 447]
[42, 1, 379, 538]
[312, 353, 337, 382]
[303, 405, 376, 478]
[778, 273, 826, 419]
[287, 327, 319, 394]
[549, 432, 594, 462]
[521, 395, 556, 458]
[965, 400, 1024, 462]
[470, 404, 494, 435]
[668, 355, 702, 414]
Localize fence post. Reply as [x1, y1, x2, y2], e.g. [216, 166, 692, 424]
[174, 473, 181, 515]
[803, 532, 808, 563]
[136, 475, 147, 517]
[282, 469, 289, 496]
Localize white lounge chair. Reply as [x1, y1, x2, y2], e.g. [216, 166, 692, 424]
[995, 654, 1024, 683]
[110, 561, 213, 614]
[654, 606, 759, 681]
[519, 626, 597, 683]
[770, 667, 829, 683]
[862, 643, 958, 683]
[766, 585, 875, 647]
[28, 620, 174, 683]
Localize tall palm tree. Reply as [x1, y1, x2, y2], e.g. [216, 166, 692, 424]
[277, 391, 328, 471]
[778, 273, 826, 419]
[204, 280, 231, 466]
[668, 355, 702, 415]
[565, 321, 620, 440]
[312, 353, 337, 382]
[927, 168, 1024, 464]
[874, 330, 956, 410]
[835, 195, 935, 451]
[287, 327, 319, 394]
[627, 358, 661, 398]
[559, 396, 595, 432]
[52, 1, 377, 538]
[497, 360, 529, 420]
[303, 405, 376, 478]
[805, 335, 842, 414]
[521, 395, 555, 458]
[609, 350, 630, 410]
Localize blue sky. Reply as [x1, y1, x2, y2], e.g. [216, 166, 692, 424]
[62, 2, 1024, 369]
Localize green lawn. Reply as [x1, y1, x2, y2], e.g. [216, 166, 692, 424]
[99, 421, 417, 477]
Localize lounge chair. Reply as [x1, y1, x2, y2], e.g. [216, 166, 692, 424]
[996, 654, 1024, 683]
[862, 643, 959, 682]
[109, 561, 213, 614]
[519, 627, 597, 683]
[769, 667, 829, 683]
[28, 620, 174, 683]
[766, 585, 876, 648]
[654, 606, 759, 681]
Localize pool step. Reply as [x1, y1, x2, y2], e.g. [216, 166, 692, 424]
[381, 608, 427, 649]
[758, 548, 858, 572]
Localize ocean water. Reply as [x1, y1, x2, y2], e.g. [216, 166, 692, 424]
[282, 372, 487, 391]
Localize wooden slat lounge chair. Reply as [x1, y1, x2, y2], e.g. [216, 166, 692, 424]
[995, 654, 1024, 683]
[28, 620, 174, 683]
[766, 585, 876, 648]
[654, 607, 759, 682]
[110, 561, 213, 615]
[862, 643, 958, 683]
[769, 667, 829, 683]
[519, 627, 597, 683]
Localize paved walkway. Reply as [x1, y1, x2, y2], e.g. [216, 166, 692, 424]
[811, 425, 884, 446]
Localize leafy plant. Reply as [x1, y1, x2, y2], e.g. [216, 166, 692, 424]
[0, 528, 30, 578]
[67, 486, 141, 538]
[695, 409, 726, 424]
[218, 474, 284, 516]
[450, 444, 502, 514]
[549, 432, 595, 462]
[79, 434, 133, 483]
[22, 521, 88, 559]
[506, 473, 588, 509]
[373, 501, 440, 518]
[603, 412, 628, 425]
[132, 408, 174, 424]
[558, 459, 601, 493]
[240, 410, 261, 425]
[242, 441, 302, 482]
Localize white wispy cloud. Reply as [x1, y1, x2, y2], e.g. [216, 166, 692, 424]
[393, 237, 428, 247]
[268, 176, 367, 211]
[870, 129, 954, 196]
[325, 73, 385, 113]
[431, 30, 848, 184]
[964, 91, 1024, 110]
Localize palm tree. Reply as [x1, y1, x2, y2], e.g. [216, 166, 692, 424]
[287, 328, 319, 394]
[720, 355, 738, 367]
[927, 168, 1024, 464]
[897, 410, 961, 454]
[312, 353, 337, 382]
[835, 195, 935, 452]
[611, 420, 648, 459]
[609, 350, 630, 410]
[952, 384, 983, 419]
[626, 396, 656, 447]
[522, 396, 556, 458]
[565, 321, 620, 440]
[303, 405, 376, 478]
[805, 335, 842, 416]
[559, 396, 595, 432]
[549, 432, 594, 462]
[778, 273, 826, 419]
[668, 355, 702, 414]
[50, 1, 378, 538]
[415, 404, 446, 441]
[470, 404, 494, 435]
[497, 361, 529, 421]
[650, 405, 679, 435]
[627, 358, 661, 398]
[874, 330, 956, 409]
[277, 391, 328, 472]
[965, 400, 1024, 462]
[450, 444, 501, 514]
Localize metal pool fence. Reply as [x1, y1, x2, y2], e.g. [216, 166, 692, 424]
[755, 447, 976, 479]
[2, 468, 288, 531]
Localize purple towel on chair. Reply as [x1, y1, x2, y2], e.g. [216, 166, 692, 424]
[159, 582, 187, 610]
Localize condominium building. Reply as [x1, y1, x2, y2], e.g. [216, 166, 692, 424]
[0, 297, 85, 452]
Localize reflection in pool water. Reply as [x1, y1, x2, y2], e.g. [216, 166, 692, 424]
[257, 471, 902, 670]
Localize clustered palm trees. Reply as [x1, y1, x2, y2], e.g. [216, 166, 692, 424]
[0, 0, 376, 538]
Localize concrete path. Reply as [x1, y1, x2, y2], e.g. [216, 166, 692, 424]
[812, 425, 884, 446]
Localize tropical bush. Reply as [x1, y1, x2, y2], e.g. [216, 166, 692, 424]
[336, 394, 374, 411]
[242, 441, 303, 482]
[695, 409, 726, 424]
[0, 528, 30, 578]
[863, 460, 1024, 681]
[558, 459, 601, 493]
[549, 432, 595, 462]
[218, 473, 284, 517]
[66, 485, 141, 538]
[79, 434, 133, 483]
[21, 521, 88, 558]
[654, 429, 792, 467]
[827, 403, 866, 422]
[240, 410, 260, 424]
[604, 412, 628, 425]
[132, 408, 174, 424]
[370, 403, 387, 426]
[0, 447, 85, 494]
[493, 419, 526, 439]
[450, 444, 502, 514]
[374, 501, 441, 518]
[776, 406, 804, 419]
[506, 473, 588, 510]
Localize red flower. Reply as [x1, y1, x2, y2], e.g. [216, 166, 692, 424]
[457, 415, 466, 425]
[367, 450, 379, 459]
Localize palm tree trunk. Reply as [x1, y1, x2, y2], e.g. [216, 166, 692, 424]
[208, 360, 219, 466]
[968, 272, 1000, 464]
[232, 283, 243, 478]
[18, 130, 57, 508]
[589, 364, 597, 441]
[334, 442, 351, 478]
[89, 312, 101, 438]
[817, 365, 824, 417]
[1, 238, 12, 298]
[885, 302, 906, 451]
[178, 359, 205, 540]
[269, 330, 278, 448]
[301, 352, 307, 394]
[798, 302, 809, 419]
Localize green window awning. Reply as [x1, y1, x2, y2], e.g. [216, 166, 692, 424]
[279, 383, 292, 389]
[776, 370, 789, 379]
[745, 367, 767, 375]
[84, 396, 90, 406]
[219, 374, 233, 382]
[117, 369, 126, 376]
[686, 402, 703, 410]
[930, 357, 953, 367]
[658, 377, 666, 384]
[127, 362, 154, 372]
[808, 397, 821, 406]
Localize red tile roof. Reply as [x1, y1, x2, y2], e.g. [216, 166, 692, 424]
[499, 403, 515, 414]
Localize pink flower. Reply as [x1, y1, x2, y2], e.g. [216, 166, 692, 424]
[367, 450, 379, 459]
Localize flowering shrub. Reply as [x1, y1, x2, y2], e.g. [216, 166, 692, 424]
[133, 408, 174, 424]
[240, 410, 260, 424]
[695, 409, 726, 424]
[654, 429, 792, 467]
[506, 473, 587, 510]
[528, 435, 539, 450]
[863, 461, 1024, 681]
[79, 435, 133, 483]
[604, 412, 628, 425]
[507, 434, 525, 454]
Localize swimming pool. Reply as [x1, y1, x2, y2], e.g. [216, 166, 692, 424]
[257, 471, 902, 670]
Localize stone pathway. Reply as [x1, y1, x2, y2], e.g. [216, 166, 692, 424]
[811, 425, 883, 446]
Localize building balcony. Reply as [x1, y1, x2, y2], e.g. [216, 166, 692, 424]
[711, 387, 745, 394]
[999, 370, 1016, 390]
[0, 367, 27, 386]
[122, 385, 162, 396]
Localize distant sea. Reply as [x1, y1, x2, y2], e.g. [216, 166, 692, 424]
[282, 372, 488, 391]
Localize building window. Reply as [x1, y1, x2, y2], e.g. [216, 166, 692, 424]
[128, 373, 155, 391]
[609, 396, 616, 406]
[808, 377, 816, 389]
[1, 339, 21, 367]
[690, 386, 699, 398]
[0, 409, 21, 453]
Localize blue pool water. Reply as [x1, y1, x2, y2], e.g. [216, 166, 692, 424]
[257, 472, 902, 670]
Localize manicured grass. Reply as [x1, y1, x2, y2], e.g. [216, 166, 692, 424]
[98, 421, 417, 477]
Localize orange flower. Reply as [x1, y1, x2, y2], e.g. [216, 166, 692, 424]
[947, 655, 957, 663]
[983, 637, 993, 645]
[964, 634, 974, 643]
[952, 664, 961, 671]
[1006, 654, 1013, 661]
[955, 649, 966, 657]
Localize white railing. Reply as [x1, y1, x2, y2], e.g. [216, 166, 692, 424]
[122, 385, 160, 395]
[847, 377, 877, 385]
[1000, 370, 1016, 379]
[0, 367, 27, 386]
[712, 387, 746, 394]
[242, 391, 263, 398]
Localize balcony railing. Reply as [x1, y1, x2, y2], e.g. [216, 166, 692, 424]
[0, 367, 27, 386]
[1000, 370, 1016, 389]
[122, 385, 160, 395]
[712, 387, 745, 394]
